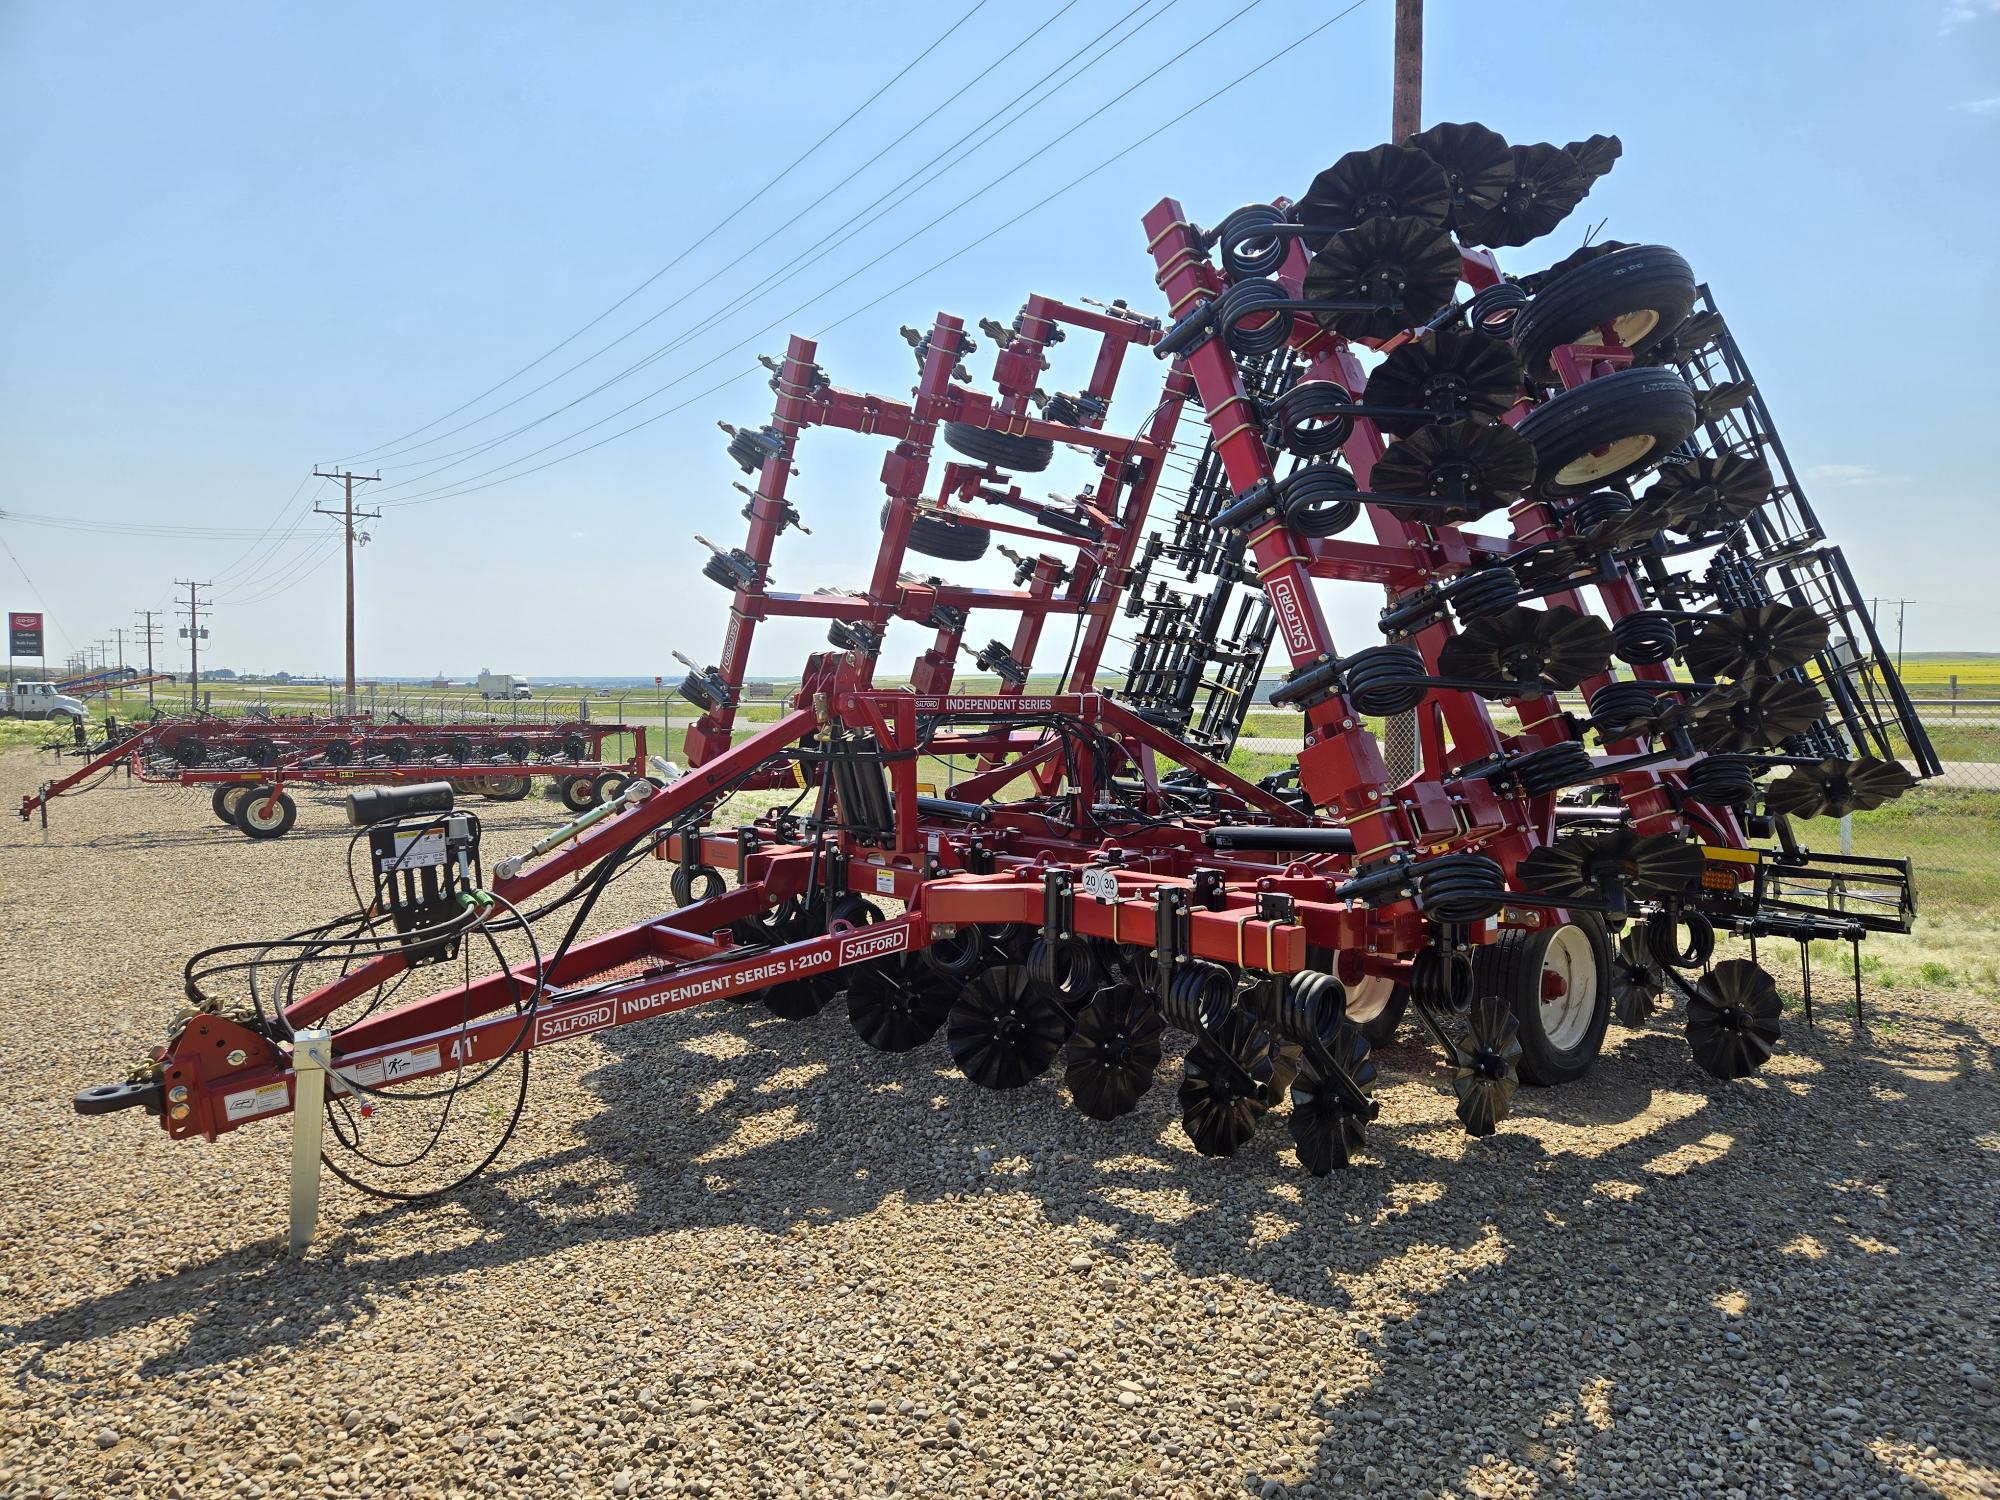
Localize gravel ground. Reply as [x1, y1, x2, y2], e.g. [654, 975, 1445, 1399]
[1, 749, 1996, 1500]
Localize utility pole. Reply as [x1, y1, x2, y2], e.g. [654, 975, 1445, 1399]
[135, 609, 162, 709]
[175, 580, 212, 711]
[1870, 597, 1915, 676]
[1392, 0, 1422, 143]
[314, 468, 382, 715]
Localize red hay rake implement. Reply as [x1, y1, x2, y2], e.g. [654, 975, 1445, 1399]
[22, 710, 644, 837]
[73, 125, 1935, 1240]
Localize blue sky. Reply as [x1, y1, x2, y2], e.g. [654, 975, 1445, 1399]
[3, 0, 1996, 679]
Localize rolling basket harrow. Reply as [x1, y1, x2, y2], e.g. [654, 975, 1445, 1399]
[73, 124, 1935, 1236]
[22, 709, 644, 837]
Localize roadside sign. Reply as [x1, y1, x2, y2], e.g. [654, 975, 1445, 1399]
[8, 612, 42, 657]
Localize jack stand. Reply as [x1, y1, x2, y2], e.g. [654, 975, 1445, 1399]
[1850, 937, 1865, 1026]
[1798, 940, 1814, 1029]
[288, 1029, 333, 1252]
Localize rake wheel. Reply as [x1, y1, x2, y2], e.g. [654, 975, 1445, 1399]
[1302, 216, 1461, 340]
[1063, 983, 1166, 1121]
[1451, 997, 1522, 1136]
[1611, 929, 1666, 1027]
[1686, 959, 1782, 1080]
[1370, 418, 1538, 517]
[1515, 366, 1699, 497]
[947, 963, 1069, 1090]
[1407, 120, 1515, 229]
[1437, 604, 1614, 691]
[1684, 604, 1830, 681]
[1287, 1017, 1376, 1174]
[1688, 678, 1826, 753]
[1764, 756, 1917, 819]
[1361, 331, 1525, 436]
[846, 955, 954, 1053]
[1178, 1008, 1278, 1157]
[1299, 142, 1450, 245]
[1454, 142, 1588, 248]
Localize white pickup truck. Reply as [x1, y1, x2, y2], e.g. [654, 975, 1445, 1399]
[3, 681, 86, 721]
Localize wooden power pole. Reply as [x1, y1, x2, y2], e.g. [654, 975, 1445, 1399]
[313, 468, 382, 716]
[1392, 0, 1422, 143]
[134, 608, 161, 708]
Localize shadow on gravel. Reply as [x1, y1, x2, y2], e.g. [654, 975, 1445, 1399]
[9, 984, 1994, 1496]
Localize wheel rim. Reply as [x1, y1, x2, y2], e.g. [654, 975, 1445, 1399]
[1539, 924, 1599, 1051]
[1345, 974, 1395, 1025]
[1552, 434, 1664, 488]
[1574, 309, 1662, 351]
[1554, 433, 1656, 486]
[244, 795, 285, 830]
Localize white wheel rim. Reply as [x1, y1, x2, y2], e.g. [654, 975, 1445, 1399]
[1346, 974, 1394, 1025]
[1575, 309, 1661, 351]
[1540, 924, 1599, 1051]
[1554, 432, 1655, 486]
[245, 798, 284, 830]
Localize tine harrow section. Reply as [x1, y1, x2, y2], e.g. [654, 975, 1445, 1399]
[72, 123, 1934, 1238]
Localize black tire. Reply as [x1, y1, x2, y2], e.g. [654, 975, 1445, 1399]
[1515, 367, 1697, 498]
[1513, 245, 1697, 377]
[879, 501, 989, 563]
[210, 783, 243, 824]
[323, 740, 354, 766]
[942, 421, 1053, 473]
[234, 788, 297, 840]
[591, 771, 630, 804]
[557, 775, 598, 813]
[481, 774, 532, 802]
[1473, 915, 1611, 1085]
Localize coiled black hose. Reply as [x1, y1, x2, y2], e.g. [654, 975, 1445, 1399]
[1646, 907, 1714, 970]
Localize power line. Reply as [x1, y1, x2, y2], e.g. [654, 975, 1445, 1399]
[370, 0, 1181, 496]
[378, 0, 1352, 511]
[214, 531, 344, 607]
[338, 0, 996, 463]
[0, 508, 308, 540]
[0, 526, 71, 649]
[359, 0, 1093, 471]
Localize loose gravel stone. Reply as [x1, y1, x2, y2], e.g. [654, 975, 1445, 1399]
[1, 751, 1997, 1499]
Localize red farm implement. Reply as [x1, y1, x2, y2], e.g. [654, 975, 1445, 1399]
[22, 711, 642, 837]
[73, 125, 1933, 1240]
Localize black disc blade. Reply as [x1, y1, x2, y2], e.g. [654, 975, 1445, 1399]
[1644, 453, 1774, 532]
[1178, 1011, 1276, 1157]
[1455, 143, 1587, 248]
[1763, 768, 1830, 820]
[1370, 417, 1538, 514]
[1451, 998, 1522, 1137]
[947, 963, 1069, 1090]
[1533, 605, 1616, 688]
[1689, 679, 1826, 753]
[1406, 120, 1515, 227]
[1683, 604, 1831, 681]
[1561, 133, 1623, 185]
[764, 975, 837, 1020]
[1300, 142, 1451, 243]
[1687, 959, 1782, 1080]
[846, 956, 953, 1053]
[1612, 929, 1664, 1027]
[1360, 330, 1524, 435]
[1063, 984, 1166, 1121]
[1286, 1019, 1377, 1175]
[1770, 756, 1918, 819]
[1303, 216, 1462, 340]
[1629, 833, 1706, 894]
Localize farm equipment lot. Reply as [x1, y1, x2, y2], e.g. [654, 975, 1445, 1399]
[1, 749, 1995, 1500]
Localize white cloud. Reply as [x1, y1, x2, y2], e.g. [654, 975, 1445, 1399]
[1965, 94, 2000, 113]
[1802, 463, 1896, 487]
[1943, 0, 2000, 29]
[568, 530, 587, 539]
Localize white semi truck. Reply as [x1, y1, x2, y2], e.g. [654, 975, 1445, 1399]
[475, 669, 533, 701]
